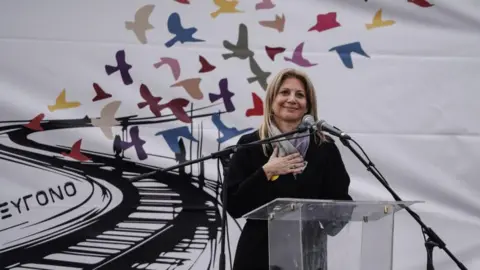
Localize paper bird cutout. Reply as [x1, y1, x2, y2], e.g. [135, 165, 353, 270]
[246, 93, 263, 117]
[92, 83, 112, 102]
[125, 4, 155, 44]
[48, 89, 81, 112]
[199, 55, 216, 73]
[247, 57, 271, 91]
[209, 78, 235, 112]
[308, 12, 341, 32]
[137, 84, 192, 123]
[113, 126, 147, 160]
[255, 0, 275, 10]
[61, 139, 91, 162]
[170, 78, 203, 100]
[284, 42, 317, 67]
[222, 23, 254, 60]
[329, 41, 370, 69]
[408, 0, 434, 7]
[366, 9, 395, 30]
[265, 46, 286, 61]
[105, 50, 133, 85]
[24, 113, 45, 131]
[165, 12, 204, 48]
[212, 112, 253, 144]
[154, 57, 181, 80]
[259, 14, 285, 32]
[211, 0, 243, 18]
[90, 100, 121, 140]
[155, 126, 198, 154]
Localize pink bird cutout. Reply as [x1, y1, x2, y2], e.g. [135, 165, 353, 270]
[308, 12, 341, 32]
[153, 57, 181, 80]
[284, 42, 317, 67]
[255, 0, 275, 10]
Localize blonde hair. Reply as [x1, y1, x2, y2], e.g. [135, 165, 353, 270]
[259, 68, 325, 156]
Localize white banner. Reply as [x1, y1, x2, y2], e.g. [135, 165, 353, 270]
[0, 0, 479, 269]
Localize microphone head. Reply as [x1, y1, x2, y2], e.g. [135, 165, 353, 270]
[298, 114, 316, 130]
[302, 114, 315, 126]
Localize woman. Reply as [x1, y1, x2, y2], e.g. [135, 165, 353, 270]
[224, 68, 353, 270]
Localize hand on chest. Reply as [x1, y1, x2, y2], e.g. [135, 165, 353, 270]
[268, 159, 326, 198]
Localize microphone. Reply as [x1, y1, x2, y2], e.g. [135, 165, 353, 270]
[316, 119, 351, 140]
[300, 114, 316, 129]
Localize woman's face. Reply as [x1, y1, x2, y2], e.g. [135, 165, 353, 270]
[272, 77, 308, 123]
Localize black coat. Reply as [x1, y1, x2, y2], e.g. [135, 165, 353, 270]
[224, 130, 353, 270]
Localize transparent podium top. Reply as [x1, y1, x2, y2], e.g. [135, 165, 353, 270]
[243, 198, 422, 221]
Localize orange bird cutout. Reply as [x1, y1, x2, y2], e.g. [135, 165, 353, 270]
[366, 9, 395, 30]
[259, 14, 285, 32]
[61, 139, 91, 162]
[48, 89, 81, 112]
[170, 78, 203, 100]
[24, 113, 45, 131]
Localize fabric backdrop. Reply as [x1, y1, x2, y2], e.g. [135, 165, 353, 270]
[0, 0, 479, 269]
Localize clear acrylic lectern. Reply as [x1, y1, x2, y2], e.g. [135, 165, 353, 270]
[243, 198, 421, 270]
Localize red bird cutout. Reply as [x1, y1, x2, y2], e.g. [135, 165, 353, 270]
[246, 92, 263, 117]
[308, 12, 341, 32]
[24, 113, 45, 131]
[137, 84, 192, 123]
[61, 139, 91, 162]
[174, 0, 190, 4]
[408, 0, 433, 7]
[137, 84, 163, 117]
[265, 46, 286, 61]
[199, 55, 216, 73]
[92, 83, 112, 102]
[160, 98, 192, 123]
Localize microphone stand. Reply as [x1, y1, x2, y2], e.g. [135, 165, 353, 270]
[338, 137, 468, 270]
[129, 126, 312, 270]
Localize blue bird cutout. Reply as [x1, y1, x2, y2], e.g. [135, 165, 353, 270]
[329, 41, 370, 69]
[165, 12, 204, 48]
[155, 126, 198, 154]
[209, 78, 235, 113]
[211, 112, 253, 144]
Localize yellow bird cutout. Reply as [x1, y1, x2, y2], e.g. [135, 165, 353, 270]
[48, 89, 81, 112]
[366, 9, 395, 30]
[211, 0, 243, 19]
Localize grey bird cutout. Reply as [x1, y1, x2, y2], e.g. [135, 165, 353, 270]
[125, 4, 155, 44]
[247, 57, 271, 91]
[222, 23, 254, 60]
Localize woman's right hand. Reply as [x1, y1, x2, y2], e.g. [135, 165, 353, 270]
[262, 147, 305, 180]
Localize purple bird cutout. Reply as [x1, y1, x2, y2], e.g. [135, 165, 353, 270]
[209, 78, 235, 113]
[105, 50, 133, 85]
[113, 126, 147, 160]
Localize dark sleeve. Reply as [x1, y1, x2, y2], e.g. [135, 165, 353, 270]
[321, 141, 354, 236]
[324, 141, 353, 201]
[223, 136, 273, 219]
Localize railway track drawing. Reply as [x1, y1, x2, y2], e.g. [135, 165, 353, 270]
[0, 105, 244, 270]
